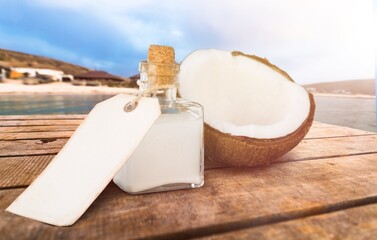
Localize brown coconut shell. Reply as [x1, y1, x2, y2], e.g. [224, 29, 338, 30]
[204, 93, 315, 167]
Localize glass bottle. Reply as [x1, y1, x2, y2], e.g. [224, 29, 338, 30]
[113, 49, 204, 194]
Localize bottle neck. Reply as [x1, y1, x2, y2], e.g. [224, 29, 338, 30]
[138, 81, 177, 101]
[138, 61, 179, 101]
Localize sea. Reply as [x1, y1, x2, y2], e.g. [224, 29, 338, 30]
[313, 96, 376, 132]
[0, 94, 376, 133]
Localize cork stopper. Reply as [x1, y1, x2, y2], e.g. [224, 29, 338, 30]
[148, 45, 175, 64]
[145, 45, 178, 86]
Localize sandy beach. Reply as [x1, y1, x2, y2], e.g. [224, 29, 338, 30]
[0, 80, 138, 95]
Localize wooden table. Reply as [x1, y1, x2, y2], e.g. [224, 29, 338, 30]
[0, 115, 376, 239]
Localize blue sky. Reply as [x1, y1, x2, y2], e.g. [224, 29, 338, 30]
[0, 0, 374, 84]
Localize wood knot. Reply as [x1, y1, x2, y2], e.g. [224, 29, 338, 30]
[36, 139, 57, 144]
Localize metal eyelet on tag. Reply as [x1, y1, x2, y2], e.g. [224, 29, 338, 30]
[124, 101, 138, 112]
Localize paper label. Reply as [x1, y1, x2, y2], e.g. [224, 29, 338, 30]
[6, 94, 161, 226]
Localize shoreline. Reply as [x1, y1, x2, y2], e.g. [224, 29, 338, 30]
[0, 80, 138, 95]
[0, 80, 375, 99]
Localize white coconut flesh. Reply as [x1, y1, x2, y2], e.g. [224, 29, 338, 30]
[178, 49, 310, 139]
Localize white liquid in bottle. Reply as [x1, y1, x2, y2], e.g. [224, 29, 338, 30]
[114, 111, 203, 193]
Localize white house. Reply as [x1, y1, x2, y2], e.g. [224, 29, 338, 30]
[10, 67, 65, 81]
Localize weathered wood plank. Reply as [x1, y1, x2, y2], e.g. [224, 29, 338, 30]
[0, 115, 86, 120]
[0, 118, 369, 135]
[0, 155, 53, 188]
[276, 134, 377, 163]
[0, 155, 218, 189]
[0, 119, 83, 127]
[0, 125, 78, 133]
[0, 154, 376, 239]
[2, 125, 374, 141]
[2, 124, 374, 140]
[0, 118, 374, 140]
[305, 124, 376, 139]
[0, 131, 73, 140]
[201, 204, 377, 240]
[1, 119, 374, 140]
[0, 139, 67, 157]
[309, 121, 332, 128]
[1, 133, 376, 165]
[2, 132, 376, 162]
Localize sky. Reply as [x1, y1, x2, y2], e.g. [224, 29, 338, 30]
[0, 0, 374, 84]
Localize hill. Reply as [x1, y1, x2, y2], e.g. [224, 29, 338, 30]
[0, 48, 89, 75]
[304, 79, 375, 96]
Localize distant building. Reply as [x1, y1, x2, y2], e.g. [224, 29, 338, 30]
[9, 67, 68, 81]
[73, 71, 130, 87]
[129, 73, 140, 81]
[128, 73, 140, 88]
[62, 75, 74, 82]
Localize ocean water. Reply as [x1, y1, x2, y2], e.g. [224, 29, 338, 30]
[313, 96, 376, 132]
[0, 94, 376, 132]
[0, 94, 114, 115]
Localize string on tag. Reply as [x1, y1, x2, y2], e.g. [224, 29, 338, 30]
[123, 82, 179, 112]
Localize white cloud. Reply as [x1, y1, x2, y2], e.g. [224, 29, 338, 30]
[30, 0, 375, 83]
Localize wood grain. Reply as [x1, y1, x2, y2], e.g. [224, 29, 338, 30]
[0, 139, 67, 157]
[305, 124, 375, 139]
[0, 117, 376, 238]
[0, 132, 376, 188]
[0, 155, 219, 189]
[0, 125, 78, 133]
[0, 155, 53, 188]
[0, 114, 86, 120]
[276, 134, 377, 163]
[0, 119, 83, 127]
[0, 131, 73, 140]
[1, 133, 377, 187]
[2, 130, 377, 158]
[0, 117, 373, 140]
[0, 123, 374, 142]
[200, 204, 377, 240]
[2, 124, 374, 141]
[1, 154, 376, 239]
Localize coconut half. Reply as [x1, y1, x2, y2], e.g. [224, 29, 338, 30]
[178, 49, 315, 167]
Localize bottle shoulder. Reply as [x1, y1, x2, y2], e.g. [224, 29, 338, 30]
[159, 98, 203, 109]
[159, 98, 203, 118]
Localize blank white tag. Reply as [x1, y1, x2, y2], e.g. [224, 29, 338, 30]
[6, 94, 160, 226]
